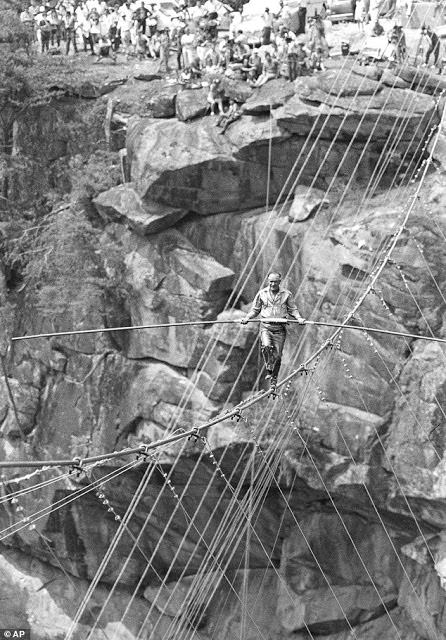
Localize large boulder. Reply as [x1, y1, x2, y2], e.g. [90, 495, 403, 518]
[394, 65, 446, 95]
[279, 87, 437, 143]
[380, 68, 410, 90]
[384, 340, 446, 526]
[146, 81, 178, 118]
[288, 185, 329, 222]
[111, 78, 175, 117]
[94, 184, 187, 235]
[127, 117, 239, 214]
[399, 534, 446, 639]
[277, 513, 403, 634]
[119, 361, 218, 438]
[190, 309, 258, 403]
[124, 229, 235, 367]
[0, 545, 154, 640]
[324, 608, 425, 640]
[242, 78, 295, 114]
[175, 87, 209, 121]
[0, 376, 40, 438]
[295, 69, 383, 98]
[221, 77, 253, 104]
[126, 115, 360, 215]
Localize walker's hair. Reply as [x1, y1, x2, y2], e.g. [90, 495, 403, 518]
[268, 271, 282, 280]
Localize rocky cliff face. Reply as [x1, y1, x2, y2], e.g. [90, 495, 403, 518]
[1, 61, 446, 639]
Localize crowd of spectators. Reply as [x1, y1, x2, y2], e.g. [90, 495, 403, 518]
[16, 0, 442, 127]
[18, 0, 333, 77]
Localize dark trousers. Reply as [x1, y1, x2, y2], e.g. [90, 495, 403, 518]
[217, 113, 240, 133]
[66, 30, 77, 54]
[83, 33, 94, 53]
[260, 327, 286, 378]
[41, 31, 50, 52]
[288, 55, 298, 81]
[426, 42, 440, 65]
[50, 26, 60, 46]
[262, 26, 271, 45]
[297, 7, 307, 34]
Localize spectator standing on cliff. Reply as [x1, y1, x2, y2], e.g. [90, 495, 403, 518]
[48, 8, 61, 47]
[109, 17, 120, 54]
[39, 12, 52, 52]
[296, 0, 307, 35]
[181, 27, 196, 68]
[158, 28, 171, 72]
[241, 272, 305, 388]
[262, 8, 273, 45]
[135, 0, 148, 34]
[355, 0, 366, 31]
[287, 37, 300, 81]
[65, 11, 78, 54]
[309, 15, 329, 57]
[422, 25, 440, 69]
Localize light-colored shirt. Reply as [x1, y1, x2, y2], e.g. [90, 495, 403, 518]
[249, 287, 301, 329]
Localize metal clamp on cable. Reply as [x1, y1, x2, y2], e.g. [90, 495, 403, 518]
[188, 427, 201, 443]
[137, 443, 152, 461]
[298, 366, 312, 375]
[69, 457, 84, 477]
[231, 410, 243, 423]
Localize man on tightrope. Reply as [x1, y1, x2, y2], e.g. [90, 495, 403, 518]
[241, 272, 305, 389]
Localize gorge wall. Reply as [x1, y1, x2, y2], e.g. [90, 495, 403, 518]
[1, 60, 446, 639]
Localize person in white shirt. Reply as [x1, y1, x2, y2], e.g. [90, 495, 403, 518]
[181, 26, 196, 67]
[118, 1, 132, 18]
[241, 272, 305, 388]
[204, 0, 219, 15]
[190, 0, 206, 21]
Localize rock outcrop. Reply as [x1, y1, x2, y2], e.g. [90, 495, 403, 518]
[126, 63, 439, 216]
[94, 184, 187, 234]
